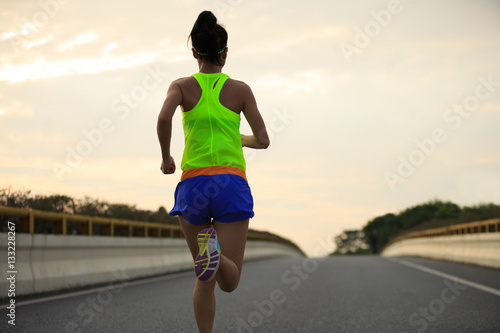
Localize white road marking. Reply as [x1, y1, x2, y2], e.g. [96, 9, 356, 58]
[386, 257, 500, 297]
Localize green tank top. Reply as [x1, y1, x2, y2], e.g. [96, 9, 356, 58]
[181, 72, 246, 172]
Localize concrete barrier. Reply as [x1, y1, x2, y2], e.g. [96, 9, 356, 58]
[0, 233, 304, 297]
[382, 233, 500, 268]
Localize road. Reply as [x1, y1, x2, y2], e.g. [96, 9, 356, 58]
[1, 256, 500, 332]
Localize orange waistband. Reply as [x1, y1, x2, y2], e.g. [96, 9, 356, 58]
[181, 166, 247, 182]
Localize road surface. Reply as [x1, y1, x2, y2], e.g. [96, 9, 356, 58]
[1, 256, 500, 332]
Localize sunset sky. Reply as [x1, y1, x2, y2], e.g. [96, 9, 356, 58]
[1, 0, 499, 256]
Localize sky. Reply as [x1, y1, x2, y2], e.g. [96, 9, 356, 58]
[1, 0, 499, 257]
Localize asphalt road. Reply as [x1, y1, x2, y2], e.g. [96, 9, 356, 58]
[1, 256, 500, 332]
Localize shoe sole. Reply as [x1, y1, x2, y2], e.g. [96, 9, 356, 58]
[195, 228, 220, 282]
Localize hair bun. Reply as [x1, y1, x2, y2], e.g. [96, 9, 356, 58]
[198, 11, 217, 30]
[188, 11, 228, 66]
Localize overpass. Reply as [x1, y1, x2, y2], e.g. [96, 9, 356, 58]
[1, 207, 499, 332]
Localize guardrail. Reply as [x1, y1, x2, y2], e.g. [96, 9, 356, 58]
[0, 206, 303, 254]
[0, 206, 305, 296]
[383, 218, 500, 250]
[0, 206, 183, 238]
[381, 218, 500, 268]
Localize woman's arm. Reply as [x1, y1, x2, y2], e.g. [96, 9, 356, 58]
[240, 83, 270, 149]
[157, 81, 182, 174]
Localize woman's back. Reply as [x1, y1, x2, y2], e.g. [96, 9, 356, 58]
[179, 72, 246, 173]
[175, 75, 248, 114]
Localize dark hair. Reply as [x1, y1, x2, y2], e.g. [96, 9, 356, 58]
[188, 11, 228, 66]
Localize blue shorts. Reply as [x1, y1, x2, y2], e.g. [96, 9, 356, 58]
[169, 174, 254, 225]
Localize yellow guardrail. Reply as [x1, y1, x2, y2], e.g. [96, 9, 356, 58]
[0, 206, 303, 253]
[0, 206, 183, 238]
[384, 218, 500, 249]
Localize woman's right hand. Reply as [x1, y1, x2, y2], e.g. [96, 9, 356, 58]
[161, 156, 176, 174]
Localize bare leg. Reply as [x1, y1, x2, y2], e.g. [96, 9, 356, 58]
[213, 219, 249, 292]
[192, 278, 217, 333]
[177, 216, 215, 333]
[177, 216, 249, 332]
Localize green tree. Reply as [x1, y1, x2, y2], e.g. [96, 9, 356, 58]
[361, 199, 500, 252]
[149, 206, 177, 225]
[331, 230, 370, 255]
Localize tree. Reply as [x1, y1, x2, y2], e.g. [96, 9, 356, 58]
[360, 199, 500, 252]
[149, 206, 178, 225]
[331, 230, 370, 255]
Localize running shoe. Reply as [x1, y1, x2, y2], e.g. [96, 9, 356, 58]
[195, 228, 221, 282]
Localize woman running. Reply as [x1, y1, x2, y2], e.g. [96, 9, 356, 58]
[157, 10, 270, 333]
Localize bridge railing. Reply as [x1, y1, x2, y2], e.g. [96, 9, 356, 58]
[0, 206, 305, 296]
[381, 218, 500, 268]
[0, 206, 184, 238]
[0, 206, 302, 253]
[383, 218, 500, 249]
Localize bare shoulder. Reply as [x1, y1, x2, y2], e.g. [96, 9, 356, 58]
[226, 78, 250, 89]
[170, 76, 200, 100]
[225, 78, 253, 96]
[171, 76, 197, 88]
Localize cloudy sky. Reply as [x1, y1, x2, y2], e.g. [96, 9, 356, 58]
[1, 0, 499, 256]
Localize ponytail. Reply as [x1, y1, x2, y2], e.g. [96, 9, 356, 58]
[188, 11, 228, 66]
